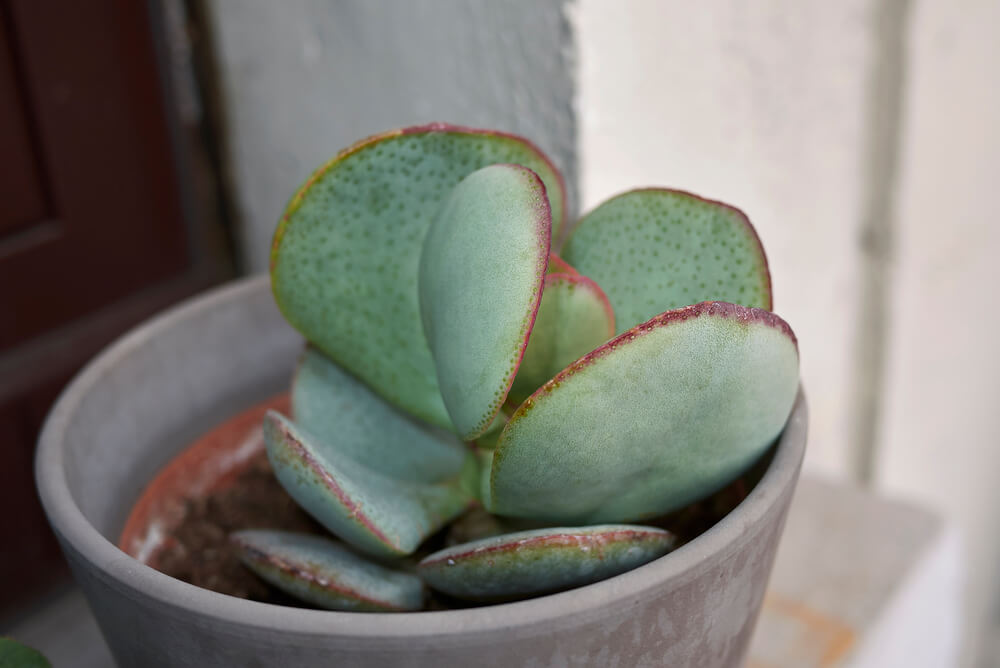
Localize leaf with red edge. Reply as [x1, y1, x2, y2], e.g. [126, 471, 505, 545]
[419, 164, 552, 440]
[508, 272, 615, 406]
[489, 302, 799, 523]
[418, 525, 675, 602]
[563, 189, 772, 333]
[231, 530, 424, 611]
[271, 124, 567, 429]
[547, 254, 578, 275]
[264, 411, 477, 559]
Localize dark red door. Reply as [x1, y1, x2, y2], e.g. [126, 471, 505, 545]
[0, 0, 190, 348]
[0, 0, 224, 618]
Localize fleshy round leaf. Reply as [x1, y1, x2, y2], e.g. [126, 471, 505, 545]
[508, 272, 615, 406]
[418, 525, 675, 602]
[419, 164, 551, 439]
[547, 253, 577, 275]
[231, 530, 424, 611]
[474, 429, 502, 451]
[272, 124, 566, 429]
[292, 346, 466, 482]
[473, 414, 507, 451]
[489, 302, 799, 523]
[563, 189, 772, 333]
[478, 450, 494, 507]
[263, 412, 475, 558]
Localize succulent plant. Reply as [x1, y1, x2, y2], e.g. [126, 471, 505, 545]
[231, 123, 799, 611]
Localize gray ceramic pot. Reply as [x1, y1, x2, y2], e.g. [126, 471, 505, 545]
[36, 276, 807, 668]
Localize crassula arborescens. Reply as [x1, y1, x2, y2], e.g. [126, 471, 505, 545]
[231, 123, 799, 611]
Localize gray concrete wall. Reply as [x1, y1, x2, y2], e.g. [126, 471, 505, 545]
[205, 0, 577, 273]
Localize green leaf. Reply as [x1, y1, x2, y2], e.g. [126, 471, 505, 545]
[231, 530, 424, 611]
[563, 189, 771, 333]
[271, 124, 566, 429]
[292, 346, 466, 482]
[473, 414, 507, 450]
[547, 253, 577, 274]
[418, 164, 551, 439]
[263, 412, 475, 558]
[478, 449, 494, 507]
[418, 525, 675, 602]
[489, 302, 799, 523]
[473, 427, 503, 451]
[0, 639, 50, 668]
[508, 272, 615, 406]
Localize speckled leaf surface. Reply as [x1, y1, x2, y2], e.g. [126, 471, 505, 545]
[263, 412, 476, 558]
[231, 530, 424, 612]
[508, 272, 615, 406]
[547, 253, 577, 275]
[271, 124, 566, 429]
[474, 414, 507, 450]
[292, 346, 466, 482]
[563, 189, 772, 333]
[419, 164, 551, 439]
[418, 525, 675, 602]
[489, 302, 799, 523]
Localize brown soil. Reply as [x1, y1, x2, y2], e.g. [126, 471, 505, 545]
[153, 454, 325, 604]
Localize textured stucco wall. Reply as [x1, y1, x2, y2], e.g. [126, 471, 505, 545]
[874, 1, 1000, 664]
[573, 0, 875, 481]
[206, 0, 577, 273]
[575, 1, 1000, 664]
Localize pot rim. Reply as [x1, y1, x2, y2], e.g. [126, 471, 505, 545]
[36, 275, 807, 639]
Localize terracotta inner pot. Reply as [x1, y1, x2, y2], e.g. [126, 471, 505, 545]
[118, 394, 290, 566]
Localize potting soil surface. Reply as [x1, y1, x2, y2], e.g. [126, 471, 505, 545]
[153, 454, 325, 605]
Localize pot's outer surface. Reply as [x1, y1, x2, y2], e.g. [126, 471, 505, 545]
[37, 276, 807, 668]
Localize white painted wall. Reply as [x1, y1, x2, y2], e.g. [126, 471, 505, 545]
[573, 0, 873, 480]
[206, 0, 576, 273]
[574, 0, 999, 663]
[875, 1, 1000, 664]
